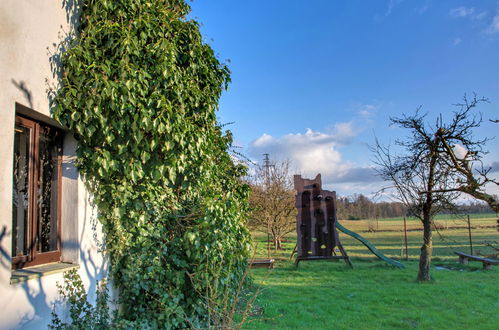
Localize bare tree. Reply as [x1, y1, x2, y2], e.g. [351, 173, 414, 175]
[433, 96, 498, 212]
[374, 95, 498, 282]
[248, 159, 296, 251]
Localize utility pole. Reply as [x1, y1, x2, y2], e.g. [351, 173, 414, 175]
[263, 154, 274, 258]
[403, 216, 408, 260]
[263, 153, 274, 186]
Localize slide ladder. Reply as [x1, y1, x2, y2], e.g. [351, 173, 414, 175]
[335, 222, 405, 269]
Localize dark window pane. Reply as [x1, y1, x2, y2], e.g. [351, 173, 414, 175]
[12, 124, 31, 257]
[37, 126, 60, 253]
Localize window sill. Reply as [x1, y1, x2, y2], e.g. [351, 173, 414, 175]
[10, 262, 79, 285]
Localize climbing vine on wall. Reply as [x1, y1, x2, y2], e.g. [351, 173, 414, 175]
[52, 0, 250, 327]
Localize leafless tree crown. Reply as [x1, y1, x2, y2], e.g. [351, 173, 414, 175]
[374, 95, 498, 215]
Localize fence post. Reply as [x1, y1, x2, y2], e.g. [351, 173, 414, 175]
[403, 216, 408, 260]
[467, 215, 473, 255]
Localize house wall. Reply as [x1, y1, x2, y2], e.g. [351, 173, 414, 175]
[0, 1, 108, 329]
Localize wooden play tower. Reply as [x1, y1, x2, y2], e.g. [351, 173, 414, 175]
[293, 174, 352, 267]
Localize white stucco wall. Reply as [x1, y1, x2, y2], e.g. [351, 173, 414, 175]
[0, 1, 108, 329]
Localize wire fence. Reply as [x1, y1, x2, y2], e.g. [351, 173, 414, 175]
[339, 214, 498, 260]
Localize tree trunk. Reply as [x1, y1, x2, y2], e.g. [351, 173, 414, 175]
[417, 216, 433, 281]
[273, 236, 283, 250]
[276, 237, 282, 250]
[417, 146, 437, 282]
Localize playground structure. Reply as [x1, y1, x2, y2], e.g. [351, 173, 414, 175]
[293, 174, 404, 268]
[293, 174, 351, 267]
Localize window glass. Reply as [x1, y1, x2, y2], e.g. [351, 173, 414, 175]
[12, 115, 63, 269]
[37, 127, 60, 253]
[12, 124, 31, 257]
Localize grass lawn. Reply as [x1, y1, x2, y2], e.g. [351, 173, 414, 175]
[244, 214, 498, 329]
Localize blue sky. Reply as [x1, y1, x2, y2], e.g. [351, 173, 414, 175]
[190, 0, 499, 197]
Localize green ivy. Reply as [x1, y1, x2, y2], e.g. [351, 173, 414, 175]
[52, 0, 250, 327]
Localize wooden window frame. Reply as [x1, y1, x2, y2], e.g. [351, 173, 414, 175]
[12, 115, 63, 270]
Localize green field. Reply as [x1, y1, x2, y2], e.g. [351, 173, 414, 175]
[336, 214, 497, 234]
[244, 214, 498, 329]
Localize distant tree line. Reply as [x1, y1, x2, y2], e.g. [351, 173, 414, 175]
[336, 194, 495, 220]
[445, 201, 495, 214]
[336, 194, 407, 220]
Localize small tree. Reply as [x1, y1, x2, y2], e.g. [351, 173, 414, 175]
[248, 160, 296, 251]
[374, 95, 498, 281]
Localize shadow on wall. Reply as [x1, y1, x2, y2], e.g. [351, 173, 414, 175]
[18, 187, 109, 329]
[15, 243, 108, 329]
[79, 191, 108, 305]
[0, 227, 10, 270]
[47, 0, 81, 107]
[47, 192, 109, 327]
[1, 195, 108, 329]
[0, 225, 53, 329]
[11, 80, 34, 109]
[17, 277, 50, 329]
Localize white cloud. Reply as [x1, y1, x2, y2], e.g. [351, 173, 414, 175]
[417, 5, 429, 15]
[249, 125, 384, 190]
[452, 37, 462, 46]
[327, 181, 386, 199]
[453, 144, 468, 159]
[450, 7, 488, 21]
[248, 104, 386, 194]
[485, 13, 499, 34]
[253, 133, 273, 147]
[249, 128, 347, 179]
[449, 6, 475, 18]
[358, 104, 378, 118]
[333, 167, 381, 183]
[385, 0, 404, 17]
[490, 161, 499, 173]
[333, 122, 357, 144]
[473, 11, 487, 21]
[385, 0, 395, 16]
